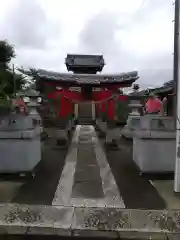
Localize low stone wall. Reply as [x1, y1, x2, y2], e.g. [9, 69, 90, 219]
[0, 204, 179, 238]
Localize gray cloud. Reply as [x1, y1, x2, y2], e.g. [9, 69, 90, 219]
[79, 11, 120, 55]
[78, 0, 174, 86]
[78, 10, 133, 73]
[131, 0, 172, 25]
[0, 0, 174, 88]
[1, 0, 60, 50]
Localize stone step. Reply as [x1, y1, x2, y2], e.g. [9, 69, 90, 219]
[0, 204, 179, 238]
[78, 118, 93, 125]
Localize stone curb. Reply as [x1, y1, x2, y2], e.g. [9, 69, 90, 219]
[0, 204, 179, 238]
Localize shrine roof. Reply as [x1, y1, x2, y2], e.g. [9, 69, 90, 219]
[66, 53, 104, 58]
[134, 80, 173, 97]
[149, 80, 173, 96]
[35, 69, 139, 86]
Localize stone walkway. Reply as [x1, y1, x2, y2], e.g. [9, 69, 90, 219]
[0, 125, 179, 238]
[12, 125, 165, 209]
[53, 125, 124, 208]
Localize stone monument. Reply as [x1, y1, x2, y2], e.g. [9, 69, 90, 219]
[0, 105, 41, 175]
[133, 113, 176, 174]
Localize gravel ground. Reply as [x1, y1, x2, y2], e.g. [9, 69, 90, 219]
[105, 137, 166, 209]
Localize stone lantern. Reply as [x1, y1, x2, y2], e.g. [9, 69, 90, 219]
[122, 84, 143, 139]
[26, 89, 42, 133]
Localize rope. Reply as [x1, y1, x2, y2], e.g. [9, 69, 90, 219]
[63, 94, 119, 104]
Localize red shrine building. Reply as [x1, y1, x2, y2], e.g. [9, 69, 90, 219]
[28, 54, 139, 124]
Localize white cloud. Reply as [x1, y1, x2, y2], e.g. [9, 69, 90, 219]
[0, 0, 175, 87]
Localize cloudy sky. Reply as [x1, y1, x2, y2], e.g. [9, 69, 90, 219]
[0, 0, 175, 88]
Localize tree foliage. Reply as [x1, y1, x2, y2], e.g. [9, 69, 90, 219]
[29, 68, 38, 80]
[0, 40, 25, 97]
[0, 40, 15, 69]
[0, 70, 26, 96]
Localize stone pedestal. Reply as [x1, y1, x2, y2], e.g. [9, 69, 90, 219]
[105, 124, 121, 145]
[133, 115, 175, 173]
[133, 130, 175, 173]
[54, 118, 71, 146]
[122, 99, 142, 139]
[0, 113, 41, 174]
[96, 119, 107, 137]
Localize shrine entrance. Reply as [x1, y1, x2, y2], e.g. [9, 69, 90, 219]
[76, 102, 94, 124]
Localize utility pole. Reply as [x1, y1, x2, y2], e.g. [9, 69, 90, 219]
[12, 64, 16, 98]
[173, 0, 180, 192]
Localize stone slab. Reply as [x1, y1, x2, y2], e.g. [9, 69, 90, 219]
[71, 207, 180, 233]
[94, 131, 125, 208]
[72, 207, 130, 230]
[72, 181, 104, 199]
[0, 204, 74, 236]
[0, 204, 180, 237]
[72, 126, 104, 199]
[52, 125, 80, 206]
[74, 168, 102, 182]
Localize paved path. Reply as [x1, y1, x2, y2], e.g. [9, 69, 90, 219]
[12, 125, 165, 210]
[53, 125, 124, 208]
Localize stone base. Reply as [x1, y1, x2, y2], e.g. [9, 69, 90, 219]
[133, 130, 176, 173]
[96, 120, 107, 135]
[0, 131, 41, 173]
[105, 128, 121, 145]
[122, 115, 141, 139]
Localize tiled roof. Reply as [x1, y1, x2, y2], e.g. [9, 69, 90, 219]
[35, 69, 139, 85]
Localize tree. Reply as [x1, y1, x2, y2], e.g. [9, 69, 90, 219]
[0, 40, 25, 97]
[29, 68, 38, 80]
[0, 70, 26, 96]
[0, 40, 15, 69]
[18, 67, 38, 90]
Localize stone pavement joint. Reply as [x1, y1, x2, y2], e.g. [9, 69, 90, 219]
[0, 204, 180, 238]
